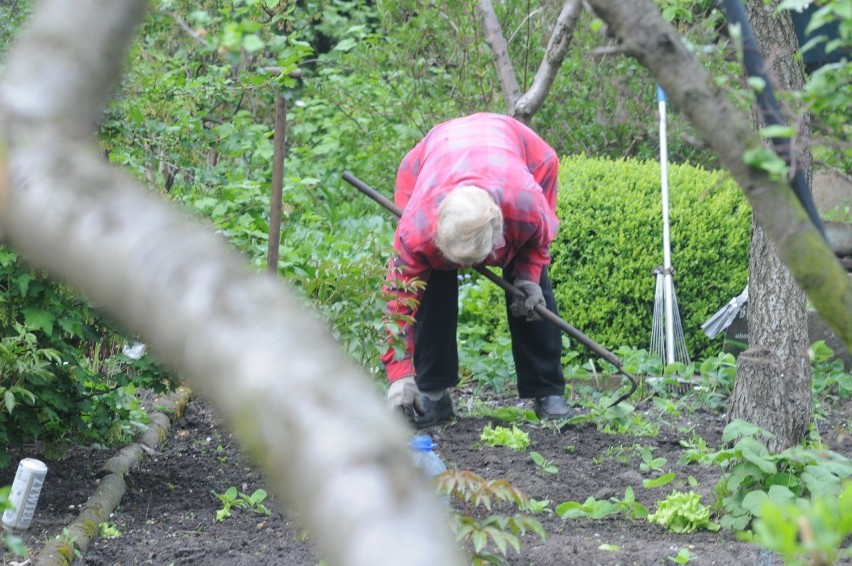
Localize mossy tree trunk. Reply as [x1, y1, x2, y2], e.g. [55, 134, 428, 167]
[728, 0, 813, 451]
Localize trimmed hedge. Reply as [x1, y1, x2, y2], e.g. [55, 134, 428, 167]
[551, 154, 750, 361]
[460, 155, 751, 363]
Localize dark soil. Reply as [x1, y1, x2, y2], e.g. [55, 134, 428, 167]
[2, 387, 850, 566]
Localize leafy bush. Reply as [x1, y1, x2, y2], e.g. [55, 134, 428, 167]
[456, 155, 749, 365]
[550, 154, 750, 361]
[706, 420, 852, 531]
[748, 480, 852, 566]
[0, 249, 173, 468]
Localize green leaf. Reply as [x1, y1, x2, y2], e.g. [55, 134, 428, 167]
[555, 501, 582, 518]
[742, 147, 789, 179]
[759, 125, 797, 139]
[334, 38, 357, 52]
[737, 437, 777, 475]
[22, 308, 55, 336]
[644, 473, 676, 489]
[485, 527, 508, 554]
[766, 484, 795, 505]
[722, 419, 772, 444]
[588, 501, 618, 519]
[242, 34, 265, 53]
[741, 490, 768, 516]
[249, 489, 267, 504]
[0, 249, 18, 267]
[747, 76, 766, 92]
[4, 390, 15, 414]
[471, 529, 487, 553]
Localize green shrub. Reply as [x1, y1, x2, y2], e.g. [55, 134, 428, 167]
[0, 248, 174, 468]
[458, 155, 750, 364]
[550, 154, 750, 361]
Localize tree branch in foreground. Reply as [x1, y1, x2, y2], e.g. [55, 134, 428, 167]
[0, 2, 463, 565]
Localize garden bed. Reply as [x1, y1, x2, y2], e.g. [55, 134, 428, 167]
[2, 387, 850, 565]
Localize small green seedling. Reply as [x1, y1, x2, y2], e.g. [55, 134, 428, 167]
[667, 547, 695, 563]
[529, 451, 558, 475]
[523, 498, 552, 515]
[213, 486, 272, 522]
[99, 522, 122, 538]
[639, 446, 667, 474]
[643, 472, 676, 489]
[556, 487, 648, 521]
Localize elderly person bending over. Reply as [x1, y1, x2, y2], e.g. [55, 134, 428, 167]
[382, 112, 571, 427]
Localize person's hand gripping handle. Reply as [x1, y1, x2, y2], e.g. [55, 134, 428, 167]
[509, 279, 545, 321]
[386, 376, 424, 419]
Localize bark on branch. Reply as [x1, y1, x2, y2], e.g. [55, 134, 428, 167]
[514, 0, 583, 122]
[477, 0, 582, 123]
[585, 0, 852, 350]
[0, 2, 463, 565]
[477, 0, 521, 110]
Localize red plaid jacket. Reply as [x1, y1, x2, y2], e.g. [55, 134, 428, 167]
[382, 113, 560, 382]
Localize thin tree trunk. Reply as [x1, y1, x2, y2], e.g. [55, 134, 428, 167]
[477, 0, 521, 111]
[267, 91, 287, 275]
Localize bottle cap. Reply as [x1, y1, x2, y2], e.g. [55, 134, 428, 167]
[409, 435, 436, 451]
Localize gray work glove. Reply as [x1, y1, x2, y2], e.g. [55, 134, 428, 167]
[387, 376, 424, 419]
[510, 279, 545, 321]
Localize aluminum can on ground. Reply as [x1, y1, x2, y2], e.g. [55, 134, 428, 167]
[2, 458, 48, 533]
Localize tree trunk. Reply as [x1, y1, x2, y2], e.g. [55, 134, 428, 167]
[728, 0, 812, 451]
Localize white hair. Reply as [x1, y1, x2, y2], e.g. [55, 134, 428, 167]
[435, 185, 503, 266]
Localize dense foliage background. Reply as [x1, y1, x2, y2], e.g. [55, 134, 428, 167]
[0, 0, 847, 462]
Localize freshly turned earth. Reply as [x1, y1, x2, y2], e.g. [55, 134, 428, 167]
[2, 387, 850, 565]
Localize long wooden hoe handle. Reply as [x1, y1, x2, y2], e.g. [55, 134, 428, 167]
[342, 171, 638, 407]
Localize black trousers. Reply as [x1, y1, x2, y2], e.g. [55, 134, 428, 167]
[413, 264, 565, 399]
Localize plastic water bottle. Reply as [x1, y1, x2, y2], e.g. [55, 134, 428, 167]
[409, 435, 450, 505]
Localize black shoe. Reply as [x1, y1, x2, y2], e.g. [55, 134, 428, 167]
[414, 391, 455, 428]
[534, 395, 572, 420]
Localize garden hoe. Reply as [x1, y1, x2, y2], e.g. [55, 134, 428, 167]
[342, 171, 639, 408]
